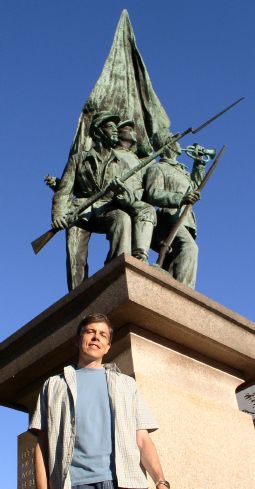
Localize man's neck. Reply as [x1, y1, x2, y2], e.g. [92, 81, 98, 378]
[95, 142, 112, 159]
[77, 357, 104, 369]
[116, 140, 132, 150]
[161, 156, 178, 165]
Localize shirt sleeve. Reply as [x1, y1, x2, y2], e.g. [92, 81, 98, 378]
[190, 160, 206, 188]
[135, 387, 159, 433]
[28, 379, 49, 433]
[52, 154, 78, 219]
[145, 164, 183, 208]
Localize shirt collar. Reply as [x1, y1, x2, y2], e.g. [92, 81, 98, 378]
[103, 362, 121, 374]
[160, 157, 189, 172]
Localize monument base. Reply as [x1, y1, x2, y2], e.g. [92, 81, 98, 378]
[114, 329, 255, 489]
[1, 255, 254, 488]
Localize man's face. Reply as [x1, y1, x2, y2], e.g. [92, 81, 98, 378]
[77, 321, 111, 363]
[119, 125, 137, 144]
[101, 121, 119, 145]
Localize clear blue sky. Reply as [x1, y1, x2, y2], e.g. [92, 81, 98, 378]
[1, 1, 255, 487]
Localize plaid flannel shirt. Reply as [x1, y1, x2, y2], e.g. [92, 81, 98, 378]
[29, 364, 158, 489]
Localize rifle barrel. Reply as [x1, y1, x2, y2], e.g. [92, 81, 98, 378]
[193, 97, 244, 134]
[31, 96, 242, 255]
[156, 145, 226, 267]
[31, 136, 182, 254]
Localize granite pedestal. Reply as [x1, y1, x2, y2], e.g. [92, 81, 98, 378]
[1, 255, 255, 488]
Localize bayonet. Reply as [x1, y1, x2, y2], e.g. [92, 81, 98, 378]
[31, 98, 244, 254]
[192, 97, 244, 134]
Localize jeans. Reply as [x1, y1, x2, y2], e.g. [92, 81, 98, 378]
[72, 481, 117, 489]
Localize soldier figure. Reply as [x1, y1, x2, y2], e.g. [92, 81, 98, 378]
[113, 119, 156, 261]
[145, 140, 203, 289]
[52, 111, 156, 270]
[45, 175, 91, 291]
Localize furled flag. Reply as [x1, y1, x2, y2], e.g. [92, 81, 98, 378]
[70, 9, 170, 156]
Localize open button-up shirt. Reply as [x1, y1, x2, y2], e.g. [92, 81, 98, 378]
[29, 364, 158, 489]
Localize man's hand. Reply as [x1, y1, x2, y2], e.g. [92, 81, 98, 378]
[108, 177, 128, 194]
[44, 175, 60, 191]
[181, 190, 200, 206]
[109, 177, 135, 207]
[44, 175, 57, 189]
[51, 216, 69, 230]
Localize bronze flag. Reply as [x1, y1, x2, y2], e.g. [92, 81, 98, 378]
[69, 9, 170, 157]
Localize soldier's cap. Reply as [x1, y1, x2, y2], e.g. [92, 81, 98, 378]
[151, 131, 181, 155]
[90, 111, 120, 134]
[117, 119, 135, 130]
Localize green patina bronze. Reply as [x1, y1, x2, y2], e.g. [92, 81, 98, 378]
[46, 10, 170, 290]
[51, 112, 156, 286]
[70, 10, 170, 158]
[145, 142, 205, 289]
[35, 10, 242, 290]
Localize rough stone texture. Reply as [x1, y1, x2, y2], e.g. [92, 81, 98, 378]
[1, 254, 255, 487]
[125, 332, 255, 489]
[1, 254, 255, 414]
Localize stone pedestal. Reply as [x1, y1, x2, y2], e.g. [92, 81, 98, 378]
[118, 331, 255, 489]
[18, 432, 36, 489]
[1, 255, 255, 488]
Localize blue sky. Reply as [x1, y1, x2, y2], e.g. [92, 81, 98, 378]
[1, 1, 255, 487]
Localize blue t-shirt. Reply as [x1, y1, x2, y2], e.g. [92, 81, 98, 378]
[70, 367, 115, 485]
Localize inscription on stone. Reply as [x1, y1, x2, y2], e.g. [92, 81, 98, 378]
[236, 384, 255, 426]
[18, 432, 37, 489]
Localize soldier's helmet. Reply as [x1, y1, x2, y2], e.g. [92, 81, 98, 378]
[89, 111, 120, 139]
[117, 119, 137, 146]
[152, 131, 181, 158]
[117, 119, 135, 130]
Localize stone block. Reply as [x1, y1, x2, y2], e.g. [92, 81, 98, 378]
[0, 255, 254, 488]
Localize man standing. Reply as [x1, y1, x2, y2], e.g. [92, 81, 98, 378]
[145, 141, 203, 289]
[30, 313, 170, 489]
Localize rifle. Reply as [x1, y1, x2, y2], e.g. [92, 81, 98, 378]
[156, 145, 226, 267]
[31, 97, 243, 254]
[31, 138, 182, 254]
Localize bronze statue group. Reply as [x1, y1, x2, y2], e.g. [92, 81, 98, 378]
[47, 111, 203, 290]
[37, 11, 240, 292]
